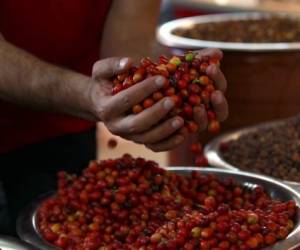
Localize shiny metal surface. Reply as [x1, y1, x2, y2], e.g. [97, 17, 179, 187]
[204, 118, 300, 190]
[17, 192, 55, 250]
[0, 235, 39, 250]
[18, 168, 300, 250]
[156, 12, 300, 52]
[172, 0, 300, 14]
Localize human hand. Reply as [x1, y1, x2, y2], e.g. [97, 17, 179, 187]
[91, 57, 186, 152]
[192, 48, 228, 132]
[90, 49, 228, 152]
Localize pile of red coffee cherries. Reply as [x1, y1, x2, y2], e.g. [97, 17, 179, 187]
[110, 53, 222, 165]
[112, 53, 220, 135]
[38, 155, 297, 250]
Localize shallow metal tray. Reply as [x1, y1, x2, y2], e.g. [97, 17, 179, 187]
[156, 12, 300, 52]
[0, 235, 39, 250]
[204, 118, 300, 190]
[17, 167, 300, 250]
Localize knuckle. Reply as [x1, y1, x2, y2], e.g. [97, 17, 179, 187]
[92, 61, 102, 75]
[129, 134, 143, 144]
[152, 104, 166, 121]
[152, 112, 163, 123]
[152, 148, 160, 152]
[98, 107, 109, 121]
[107, 123, 120, 135]
[139, 135, 151, 144]
[144, 134, 157, 144]
[112, 59, 121, 74]
[143, 78, 157, 93]
[98, 102, 113, 122]
[134, 140, 143, 145]
[166, 122, 177, 135]
[120, 94, 131, 110]
[147, 145, 159, 152]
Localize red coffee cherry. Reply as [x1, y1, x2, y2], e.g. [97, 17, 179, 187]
[38, 154, 297, 250]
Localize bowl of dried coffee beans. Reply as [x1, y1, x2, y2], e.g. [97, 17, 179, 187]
[204, 116, 300, 190]
[157, 12, 300, 51]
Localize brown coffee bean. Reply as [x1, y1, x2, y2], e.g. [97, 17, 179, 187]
[221, 118, 300, 182]
[173, 17, 300, 43]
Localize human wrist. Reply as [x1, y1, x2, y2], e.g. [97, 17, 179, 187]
[64, 72, 100, 121]
[40, 66, 98, 121]
[86, 79, 109, 122]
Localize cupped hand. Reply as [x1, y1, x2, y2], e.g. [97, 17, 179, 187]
[90, 49, 229, 152]
[90, 57, 186, 152]
[193, 48, 229, 131]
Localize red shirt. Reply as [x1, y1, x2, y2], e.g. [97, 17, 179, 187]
[0, 0, 112, 154]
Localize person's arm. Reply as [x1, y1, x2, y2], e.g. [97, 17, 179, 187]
[0, 32, 182, 151]
[0, 35, 96, 120]
[100, 0, 161, 61]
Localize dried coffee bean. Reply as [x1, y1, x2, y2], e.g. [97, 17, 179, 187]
[173, 16, 300, 43]
[221, 118, 300, 182]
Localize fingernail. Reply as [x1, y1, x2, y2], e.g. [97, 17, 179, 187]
[164, 99, 175, 110]
[119, 58, 129, 69]
[155, 76, 165, 87]
[172, 119, 182, 129]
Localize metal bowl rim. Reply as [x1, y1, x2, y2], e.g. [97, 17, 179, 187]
[204, 117, 300, 188]
[0, 235, 39, 250]
[156, 12, 300, 52]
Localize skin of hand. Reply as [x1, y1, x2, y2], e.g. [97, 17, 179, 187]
[91, 48, 228, 152]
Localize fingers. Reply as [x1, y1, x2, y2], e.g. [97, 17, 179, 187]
[108, 97, 175, 135]
[193, 106, 208, 132]
[108, 76, 166, 115]
[195, 48, 223, 61]
[211, 90, 229, 122]
[146, 134, 185, 152]
[193, 91, 228, 130]
[125, 116, 184, 144]
[92, 57, 132, 80]
[206, 65, 227, 93]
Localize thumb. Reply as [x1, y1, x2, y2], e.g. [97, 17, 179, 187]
[92, 57, 132, 80]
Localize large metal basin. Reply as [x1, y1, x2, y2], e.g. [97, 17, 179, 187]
[17, 167, 300, 250]
[157, 12, 300, 166]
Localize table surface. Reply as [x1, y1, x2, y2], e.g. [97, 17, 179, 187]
[172, 0, 300, 13]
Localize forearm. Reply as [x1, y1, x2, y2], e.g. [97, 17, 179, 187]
[101, 0, 161, 62]
[0, 38, 96, 120]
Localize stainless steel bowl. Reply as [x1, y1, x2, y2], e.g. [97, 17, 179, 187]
[17, 167, 300, 250]
[204, 117, 300, 190]
[156, 12, 300, 52]
[0, 235, 39, 250]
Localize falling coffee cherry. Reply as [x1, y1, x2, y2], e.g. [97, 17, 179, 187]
[189, 142, 203, 154]
[107, 138, 118, 149]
